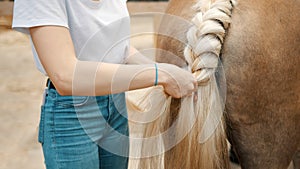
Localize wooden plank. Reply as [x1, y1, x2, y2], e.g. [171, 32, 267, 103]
[0, 1, 13, 27]
[0, 16, 12, 27]
[0, 1, 14, 16]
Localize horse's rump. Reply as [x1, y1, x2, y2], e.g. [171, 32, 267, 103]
[223, 0, 300, 168]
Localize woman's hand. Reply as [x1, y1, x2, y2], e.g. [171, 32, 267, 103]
[157, 63, 198, 98]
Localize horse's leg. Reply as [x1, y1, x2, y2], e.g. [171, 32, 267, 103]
[222, 0, 300, 168]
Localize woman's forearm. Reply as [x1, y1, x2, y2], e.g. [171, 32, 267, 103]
[30, 26, 162, 96]
[30, 26, 196, 98]
[70, 61, 160, 96]
[124, 46, 155, 64]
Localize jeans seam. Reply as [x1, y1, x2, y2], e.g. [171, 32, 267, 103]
[38, 105, 45, 144]
[107, 95, 113, 123]
[51, 92, 60, 169]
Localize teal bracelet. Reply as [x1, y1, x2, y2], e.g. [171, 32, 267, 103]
[154, 63, 158, 86]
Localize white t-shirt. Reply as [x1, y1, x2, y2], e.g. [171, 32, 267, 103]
[12, 0, 130, 75]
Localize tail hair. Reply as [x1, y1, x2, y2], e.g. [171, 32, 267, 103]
[128, 0, 235, 168]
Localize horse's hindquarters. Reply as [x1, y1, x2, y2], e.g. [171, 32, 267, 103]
[222, 0, 300, 168]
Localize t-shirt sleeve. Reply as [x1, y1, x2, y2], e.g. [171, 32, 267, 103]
[12, 0, 69, 34]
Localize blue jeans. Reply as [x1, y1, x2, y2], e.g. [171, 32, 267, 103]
[38, 88, 129, 169]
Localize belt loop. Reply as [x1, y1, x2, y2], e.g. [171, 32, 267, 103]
[46, 78, 51, 88]
[46, 78, 56, 90]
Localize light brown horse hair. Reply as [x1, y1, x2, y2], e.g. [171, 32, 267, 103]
[127, 0, 235, 168]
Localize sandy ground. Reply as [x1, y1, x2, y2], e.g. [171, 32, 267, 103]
[0, 28, 45, 169]
[0, 15, 277, 169]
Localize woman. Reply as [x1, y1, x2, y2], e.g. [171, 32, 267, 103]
[12, 0, 197, 168]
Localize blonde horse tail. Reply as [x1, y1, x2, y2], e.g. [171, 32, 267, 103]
[174, 0, 235, 168]
[128, 0, 235, 168]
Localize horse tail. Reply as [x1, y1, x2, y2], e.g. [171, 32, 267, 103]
[175, 0, 235, 168]
[128, 0, 235, 168]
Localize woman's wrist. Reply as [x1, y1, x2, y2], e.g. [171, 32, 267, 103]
[154, 63, 158, 86]
[156, 63, 170, 87]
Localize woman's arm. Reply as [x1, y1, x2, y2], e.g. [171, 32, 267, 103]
[124, 46, 155, 64]
[30, 26, 197, 97]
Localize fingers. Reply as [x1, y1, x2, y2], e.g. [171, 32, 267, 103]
[173, 79, 198, 98]
[159, 63, 199, 99]
[184, 78, 198, 97]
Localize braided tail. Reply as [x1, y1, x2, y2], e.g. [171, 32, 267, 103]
[178, 0, 235, 168]
[128, 0, 235, 168]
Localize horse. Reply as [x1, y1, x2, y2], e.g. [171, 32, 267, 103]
[135, 0, 299, 168]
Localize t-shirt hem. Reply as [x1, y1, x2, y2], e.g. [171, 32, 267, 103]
[12, 19, 69, 34]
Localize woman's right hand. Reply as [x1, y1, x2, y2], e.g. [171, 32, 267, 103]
[157, 63, 198, 98]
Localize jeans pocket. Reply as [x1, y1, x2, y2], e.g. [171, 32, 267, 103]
[56, 95, 90, 108]
[73, 96, 90, 107]
[38, 105, 45, 144]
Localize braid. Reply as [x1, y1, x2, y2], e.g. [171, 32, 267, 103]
[129, 1, 236, 168]
[184, 0, 234, 84]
